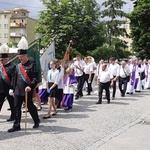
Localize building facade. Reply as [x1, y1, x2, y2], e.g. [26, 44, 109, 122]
[119, 18, 133, 51]
[0, 8, 36, 46]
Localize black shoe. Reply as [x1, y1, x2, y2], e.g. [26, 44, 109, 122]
[126, 92, 129, 94]
[65, 106, 72, 111]
[107, 101, 110, 104]
[43, 115, 51, 119]
[33, 120, 40, 128]
[7, 117, 15, 122]
[23, 110, 29, 113]
[52, 111, 58, 116]
[7, 108, 11, 111]
[96, 101, 102, 104]
[130, 92, 133, 94]
[121, 95, 125, 97]
[87, 93, 91, 95]
[67, 108, 72, 112]
[8, 126, 21, 132]
[75, 96, 79, 100]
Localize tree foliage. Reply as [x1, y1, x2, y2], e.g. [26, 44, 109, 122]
[129, 0, 150, 59]
[35, 0, 106, 59]
[101, 0, 128, 53]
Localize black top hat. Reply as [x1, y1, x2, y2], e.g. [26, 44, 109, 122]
[18, 49, 27, 55]
[0, 53, 8, 58]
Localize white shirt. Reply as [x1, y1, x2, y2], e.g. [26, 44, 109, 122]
[91, 62, 97, 73]
[84, 63, 93, 74]
[109, 63, 120, 76]
[72, 60, 85, 77]
[117, 65, 130, 78]
[63, 76, 76, 94]
[57, 67, 64, 89]
[98, 69, 113, 83]
[47, 69, 59, 84]
[39, 76, 47, 89]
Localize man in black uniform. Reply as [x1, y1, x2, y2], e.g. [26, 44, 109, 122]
[0, 48, 15, 121]
[8, 37, 40, 132]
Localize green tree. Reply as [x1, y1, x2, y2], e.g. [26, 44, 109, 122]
[129, 0, 150, 59]
[101, 0, 129, 59]
[35, 0, 105, 59]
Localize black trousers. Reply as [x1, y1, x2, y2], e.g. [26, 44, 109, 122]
[98, 81, 111, 103]
[83, 74, 92, 94]
[13, 91, 39, 127]
[75, 74, 85, 97]
[112, 76, 116, 97]
[0, 93, 14, 118]
[118, 77, 128, 96]
[55, 89, 63, 107]
[90, 73, 95, 91]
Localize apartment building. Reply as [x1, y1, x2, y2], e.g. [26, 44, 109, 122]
[119, 18, 133, 51]
[0, 8, 36, 46]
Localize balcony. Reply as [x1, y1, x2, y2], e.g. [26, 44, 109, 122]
[10, 32, 26, 37]
[10, 22, 27, 28]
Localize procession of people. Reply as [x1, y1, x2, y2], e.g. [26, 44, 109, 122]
[1, 36, 150, 133]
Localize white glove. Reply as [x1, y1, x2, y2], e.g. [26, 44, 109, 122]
[9, 89, 14, 96]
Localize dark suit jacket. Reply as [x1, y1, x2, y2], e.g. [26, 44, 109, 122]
[0, 62, 15, 94]
[14, 60, 38, 96]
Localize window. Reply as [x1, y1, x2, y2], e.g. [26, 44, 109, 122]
[22, 12, 26, 16]
[4, 24, 8, 29]
[4, 14, 8, 19]
[4, 33, 8, 38]
[12, 28, 16, 32]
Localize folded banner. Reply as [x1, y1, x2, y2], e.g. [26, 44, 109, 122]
[40, 40, 55, 78]
[28, 42, 42, 86]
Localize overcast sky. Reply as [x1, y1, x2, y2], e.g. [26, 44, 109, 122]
[0, 0, 133, 19]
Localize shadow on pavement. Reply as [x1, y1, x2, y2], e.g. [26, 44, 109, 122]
[40, 125, 83, 134]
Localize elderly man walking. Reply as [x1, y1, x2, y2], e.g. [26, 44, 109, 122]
[115, 61, 131, 97]
[96, 64, 113, 104]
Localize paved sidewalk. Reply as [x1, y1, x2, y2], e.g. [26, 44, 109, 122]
[0, 87, 150, 150]
[87, 114, 150, 150]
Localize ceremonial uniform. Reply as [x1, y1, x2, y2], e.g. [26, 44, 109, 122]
[135, 64, 145, 92]
[62, 72, 77, 111]
[0, 54, 15, 121]
[8, 36, 40, 132]
[126, 63, 138, 94]
[144, 61, 150, 89]
[10, 60, 40, 131]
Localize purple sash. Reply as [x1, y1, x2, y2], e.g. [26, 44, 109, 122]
[131, 63, 136, 85]
[64, 74, 77, 85]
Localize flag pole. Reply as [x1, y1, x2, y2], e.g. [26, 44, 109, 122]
[63, 40, 73, 62]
